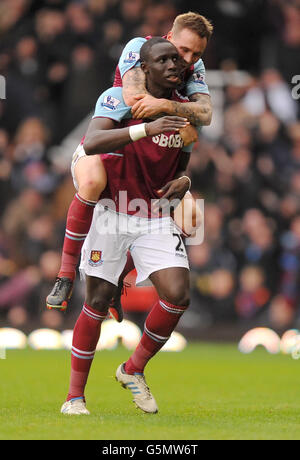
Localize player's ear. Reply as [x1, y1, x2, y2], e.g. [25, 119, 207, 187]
[140, 61, 148, 74]
[166, 30, 172, 41]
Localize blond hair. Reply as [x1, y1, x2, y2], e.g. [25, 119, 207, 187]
[172, 12, 213, 41]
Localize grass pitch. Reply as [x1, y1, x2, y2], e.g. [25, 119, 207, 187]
[1, 343, 300, 440]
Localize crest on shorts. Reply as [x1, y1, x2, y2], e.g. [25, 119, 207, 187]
[88, 250, 103, 267]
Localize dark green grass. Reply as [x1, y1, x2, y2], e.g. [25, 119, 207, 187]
[1, 343, 300, 440]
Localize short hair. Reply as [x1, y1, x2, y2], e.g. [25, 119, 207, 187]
[140, 37, 172, 62]
[172, 12, 213, 41]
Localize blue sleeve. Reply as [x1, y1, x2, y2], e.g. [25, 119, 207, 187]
[185, 59, 210, 97]
[118, 37, 147, 78]
[182, 143, 194, 153]
[181, 126, 203, 153]
[92, 87, 131, 122]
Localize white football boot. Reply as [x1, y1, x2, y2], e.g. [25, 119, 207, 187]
[115, 363, 158, 414]
[60, 397, 90, 415]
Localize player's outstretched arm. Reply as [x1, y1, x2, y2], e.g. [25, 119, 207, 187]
[123, 68, 211, 127]
[131, 92, 212, 126]
[83, 116, 190, 155]
[164, 93, 212, 126]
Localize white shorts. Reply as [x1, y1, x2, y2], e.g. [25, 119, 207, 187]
[70, 144, 202, 242]
[79, 205, 189, 286]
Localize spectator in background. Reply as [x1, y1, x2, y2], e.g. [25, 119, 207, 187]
[243, 69, 298, 124]
[263, 0, 300, 88]
[96, 19, 125, 84]
[0, 263, 40, 329]
[2, 188, 46, 264]
[119, 0, 145, 39]
[13, 36, 40, 89]
[66, 1, 96, 43]
[0, 0, 32, 40]
[143, 2, 178, 37]
[60, 44, 102, 136]
[235, 265, 271, 321]
[275, 215, 300, 322]
[240, 209, 278, 286]
[0, 129, 13, 217]
[9, 117, 59, 194]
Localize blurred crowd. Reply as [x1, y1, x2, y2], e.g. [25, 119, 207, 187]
[0, 0, 299, 335]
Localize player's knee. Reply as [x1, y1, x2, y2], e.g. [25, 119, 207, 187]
[86, 283, 115, 313]
[87, 296, 109, 314]
[175, 293, 190, 308]
[163, 287, 190, 308]
[79, 178, 105, 200]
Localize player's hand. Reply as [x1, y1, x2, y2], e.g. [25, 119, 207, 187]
[131, 94, 167, 119]
[152, 177, 190, 214]
[179, 125, 198, 146]
[146, 116, 189, 136]
[152, 178, 190, 214]
[157, 177, 190, 201]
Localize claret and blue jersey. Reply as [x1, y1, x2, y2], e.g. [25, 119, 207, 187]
[92, 86, 191, 217]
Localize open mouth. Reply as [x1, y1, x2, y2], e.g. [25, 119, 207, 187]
[165, 74, 180, 83]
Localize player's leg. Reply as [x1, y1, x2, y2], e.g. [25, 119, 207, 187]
[58, 154, 106, 280]
[46, 147, 107, 311]
[115, 266, 189, 414]
[124, 267, 189, 374]
[61, 275, 116, 415]
[61, 207, 131, 414]
[115, 228, 190, 413]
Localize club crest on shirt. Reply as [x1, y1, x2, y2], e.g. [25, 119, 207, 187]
[124, 51, 140, 63]
[192, 72, 205, 84]
[101, 95, 120, 111]
[88, 250, 103, 267]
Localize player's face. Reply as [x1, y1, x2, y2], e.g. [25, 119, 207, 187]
[143, 42, 183, 89]
[167, 28, 207, 67]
